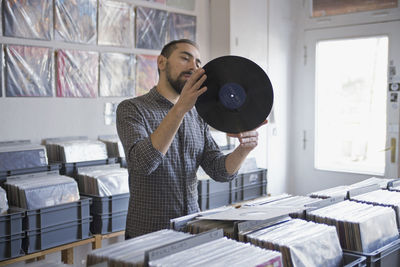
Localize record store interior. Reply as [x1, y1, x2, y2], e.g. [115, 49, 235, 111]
[1, 0, 400, 266]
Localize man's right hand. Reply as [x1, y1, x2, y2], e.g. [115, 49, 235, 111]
[175, 68, 208, 114]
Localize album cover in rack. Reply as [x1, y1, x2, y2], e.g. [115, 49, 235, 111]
[3, 0, 53, 40]
[98, 0, 134, 47]
[56, 49, 98, 98]
[54, 0, 97, 44]
[136, 6, 168, 50]
[0, 145, 48, 171]
[136, 54, 159, 96]
[167, 13, 196, 43]
[99, 52, 135, 97]
[246, 219, 342, 267]
[5, 45, 53, 97]
[76, 165, 129, 196]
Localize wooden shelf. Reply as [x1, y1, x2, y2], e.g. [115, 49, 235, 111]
[0, 231, 125, 266]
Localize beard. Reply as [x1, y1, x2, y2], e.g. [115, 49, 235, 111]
[166, 62, 191, 94]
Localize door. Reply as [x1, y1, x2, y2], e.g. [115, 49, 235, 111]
[291, 21, 400, 195]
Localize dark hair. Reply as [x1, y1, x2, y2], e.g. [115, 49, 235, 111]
[160, 39, 199, 58]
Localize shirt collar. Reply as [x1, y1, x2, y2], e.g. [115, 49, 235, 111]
[149, 86, 174, 107]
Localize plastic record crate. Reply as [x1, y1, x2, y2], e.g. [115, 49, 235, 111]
[81, 193, 129, 214]
[60, 158, 118, 177]
[344, 238, 400, 267]
[22, 197, 91, 254]
[343, 253, 367, 267]
[91, 211, 127, 234]
[0, 208, 25, 260]
[81, 193, 129, 234]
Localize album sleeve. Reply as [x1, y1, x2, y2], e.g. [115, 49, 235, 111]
[200, 125, 237, 182]
[116, 100, 164, 175]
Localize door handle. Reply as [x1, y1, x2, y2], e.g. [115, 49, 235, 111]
[381, 138, 396, 163]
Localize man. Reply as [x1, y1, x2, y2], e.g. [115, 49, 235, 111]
[117, 39, 265, 239]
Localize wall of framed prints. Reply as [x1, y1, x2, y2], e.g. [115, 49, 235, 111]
[0, 0, 210, 144]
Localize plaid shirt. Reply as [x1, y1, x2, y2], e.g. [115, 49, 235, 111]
[116, 87, 236, 238]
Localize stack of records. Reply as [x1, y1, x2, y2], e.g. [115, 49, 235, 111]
[246, 219, 343, 267]
[148, 236, 282, 267]
[245, 195, 326, 219]
[240, 193, 292, 206]
[87, 229, 191, 266]
[98, 135, 125, 158]
[350, 189, 400, 227]
[309, 177, 393, 199]
[184, 206, 298, 239]
[0, 144, 48, 172]
[170, 206, 234, 232]
[0, 187, 8, 214]
[44, 139, 108, 163]
[307, 200, 399, 252]
[308, 185, 349, 199]
[349, 177, 393, 189]
[76, 164, 129, 196]
[4, 172, 79, 209]
[87, 229, 282, 267]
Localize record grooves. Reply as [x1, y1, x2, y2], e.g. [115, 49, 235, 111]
[195, 56, 273, 133]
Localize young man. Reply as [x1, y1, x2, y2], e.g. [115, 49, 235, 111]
[117, 39, 264, 239]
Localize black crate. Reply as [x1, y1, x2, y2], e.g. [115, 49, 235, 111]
[232, 182, 267, 203]
[60, 158, 117, 177]
[24, 197, 90, 230]
[343, 253, 367, 267]
[197, 179, 231, 195]
[234, 168, 267, 189]
[23, 218, 91, 253]
[81, 193, 129, 214]
[0, 232, 24, 261]
[198, 190, 231, 211]
[0, 207, 25, 237]
[91, 211, 127, 234]
[345, 238, 400, 267]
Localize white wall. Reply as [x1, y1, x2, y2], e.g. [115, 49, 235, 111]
[264, 0, 297, 195]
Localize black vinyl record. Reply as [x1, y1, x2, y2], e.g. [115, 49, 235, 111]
[195, 55, 273, 134]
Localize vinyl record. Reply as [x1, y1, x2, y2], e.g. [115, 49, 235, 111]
[195, 56, 273, 133]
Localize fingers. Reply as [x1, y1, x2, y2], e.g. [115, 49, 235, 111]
[186, 68, 206, 88]
[227, 131, 258, 138]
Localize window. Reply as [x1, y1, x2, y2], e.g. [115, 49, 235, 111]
[315, 36, 388, 175]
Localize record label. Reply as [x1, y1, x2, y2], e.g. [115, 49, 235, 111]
[218, 83, 246, 110]
[196, 56, 273, 133]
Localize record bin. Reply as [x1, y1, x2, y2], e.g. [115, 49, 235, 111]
[197, 178, 233, 211]
[81, 193, 129, 214]
[344, 238, 400, 267]
[22, 196, 91, 253]
[0, 207, 25, 261]
[24, 197, 91, 230]
[343, 253, 367, 267]
[0, 232, 24, 260]
[232, 168, 268, 203]
[60, 157, 117, 177]
[23, 217, 91, 253]
[90, 210, 127, 234]
[82, 193, 129, 234]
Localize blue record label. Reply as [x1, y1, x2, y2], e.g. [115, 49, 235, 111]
[218, 83, 246, 110]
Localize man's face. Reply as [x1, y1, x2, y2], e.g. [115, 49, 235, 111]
[164, 43, 201, 94]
